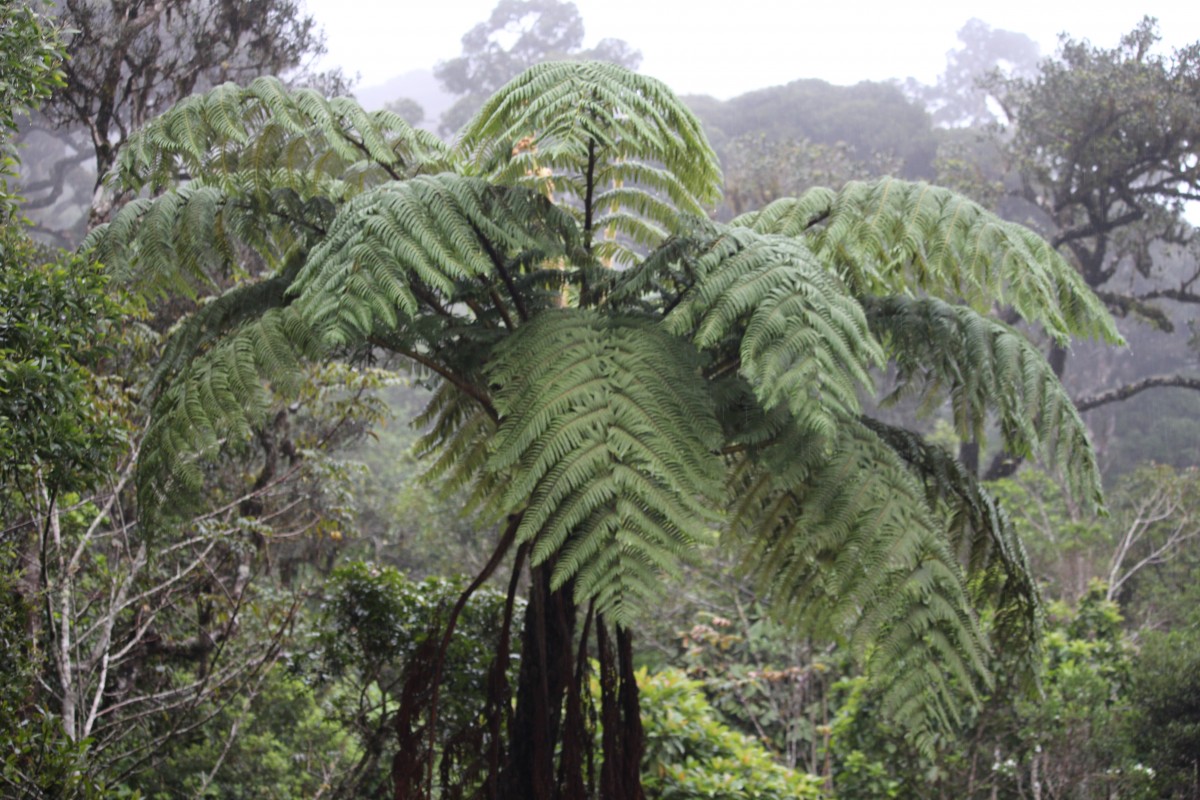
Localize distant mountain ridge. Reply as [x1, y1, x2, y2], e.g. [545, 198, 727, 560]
[351, 68, 453, 131]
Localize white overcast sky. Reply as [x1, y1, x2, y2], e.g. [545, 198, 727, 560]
[301, 0, 1200, 98]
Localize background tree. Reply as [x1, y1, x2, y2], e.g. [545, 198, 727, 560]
[1126, 626, 1200, 798]
[434, 0, 640, 134]
[87, 59, 1118, 798]
[685, 79, 938, 180]
[718, 136, 902, 218]
[827, 586, 1153, 800]
[17, 0, 340, 244]
[910, 19, 1039, 129]
[979, 20, 1200, 469]
[992, 464, 1200, 624]
[0, 5, 117, 795]
[0, 11, 387, 783]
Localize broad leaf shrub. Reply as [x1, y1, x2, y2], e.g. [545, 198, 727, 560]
[637, 668, 825, 799]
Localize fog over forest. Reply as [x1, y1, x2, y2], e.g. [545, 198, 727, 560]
[4, 1, 1200, 798]
[304, 0, 1200, 98]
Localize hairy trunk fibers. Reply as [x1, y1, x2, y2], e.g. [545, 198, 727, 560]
[482, 542, 528, 799]
[395, 540, 648, 799]
[557, 602, 595, 800]
[500, 586, 645, 799]
[596, 618, 646, 800]
[500, 566, 576, 799]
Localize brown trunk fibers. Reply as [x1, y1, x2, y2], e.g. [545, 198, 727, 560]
[557, 601, 595, 800]
[483, 541, 529, 800]
[392, 522, 648, 799]
[596, 618, 647, 800]
[616, 626, 646, 800]
[499, 567, 576, 799]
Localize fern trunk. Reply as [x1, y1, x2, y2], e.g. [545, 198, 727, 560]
[492, 570, 645, 800]
[501, 567, 577, 798]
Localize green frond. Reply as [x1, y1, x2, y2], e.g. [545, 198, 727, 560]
[485, 310, 723, 624]
[83, 182, 317, 297]
[291, 174, 581, 346]
[862, 416, 1042, 687]
[413, 380, 503, 518]
[138, 307, 323, 515]
[114, 77, 449, 194]
[601, 217, 721, 312]
[728, 420, 991, 740]
[864, 294, 1103, 509]
[457, 61, 722, 264]
[664, 226, 880, 435]
[734, 178, 1122, 346]
[149, 252, 305, 398]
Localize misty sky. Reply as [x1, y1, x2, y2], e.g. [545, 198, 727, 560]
[302, 0, 1200, 98]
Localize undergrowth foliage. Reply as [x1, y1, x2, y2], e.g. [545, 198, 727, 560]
[88, 61, 1120, 795]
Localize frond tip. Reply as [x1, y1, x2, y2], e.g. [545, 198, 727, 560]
[459, 61, 722, 264]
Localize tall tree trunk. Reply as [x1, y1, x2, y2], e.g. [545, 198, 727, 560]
[597, 618, 646, 800]
[500, 567, 576, 800]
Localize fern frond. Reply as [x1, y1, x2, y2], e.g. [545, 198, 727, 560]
[729, 420, 991, 742]
[485, 310, 723, 624]
[149, 252, 305, 398]
[84, 182, 319, 297]
[413, 379, 503, 518]
[734, 179, 1122, 345]
[664, 227, 880, 437]
[138, 307, 322, 514]
[291, 174, 581, 346]
[864, 294, 1103, 509]
[457, 61, 722, 265]
[861, 416, 1042, 687]
[601, 216, 721, 312]
[114, 77, 449, 193]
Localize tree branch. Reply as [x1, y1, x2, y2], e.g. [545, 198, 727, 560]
[1075, 374, 1200, 412]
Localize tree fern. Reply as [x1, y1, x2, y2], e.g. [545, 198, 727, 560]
[93, 61, 1124, 791]
[412, 379, 502, 518]
[147, 252, 306, 398]
[87, 78, 450, 300]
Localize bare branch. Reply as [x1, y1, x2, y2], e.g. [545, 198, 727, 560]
[1075, 374, 1200, 412]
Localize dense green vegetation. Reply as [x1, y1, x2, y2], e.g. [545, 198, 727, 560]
[4, 2, 1200, 798]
